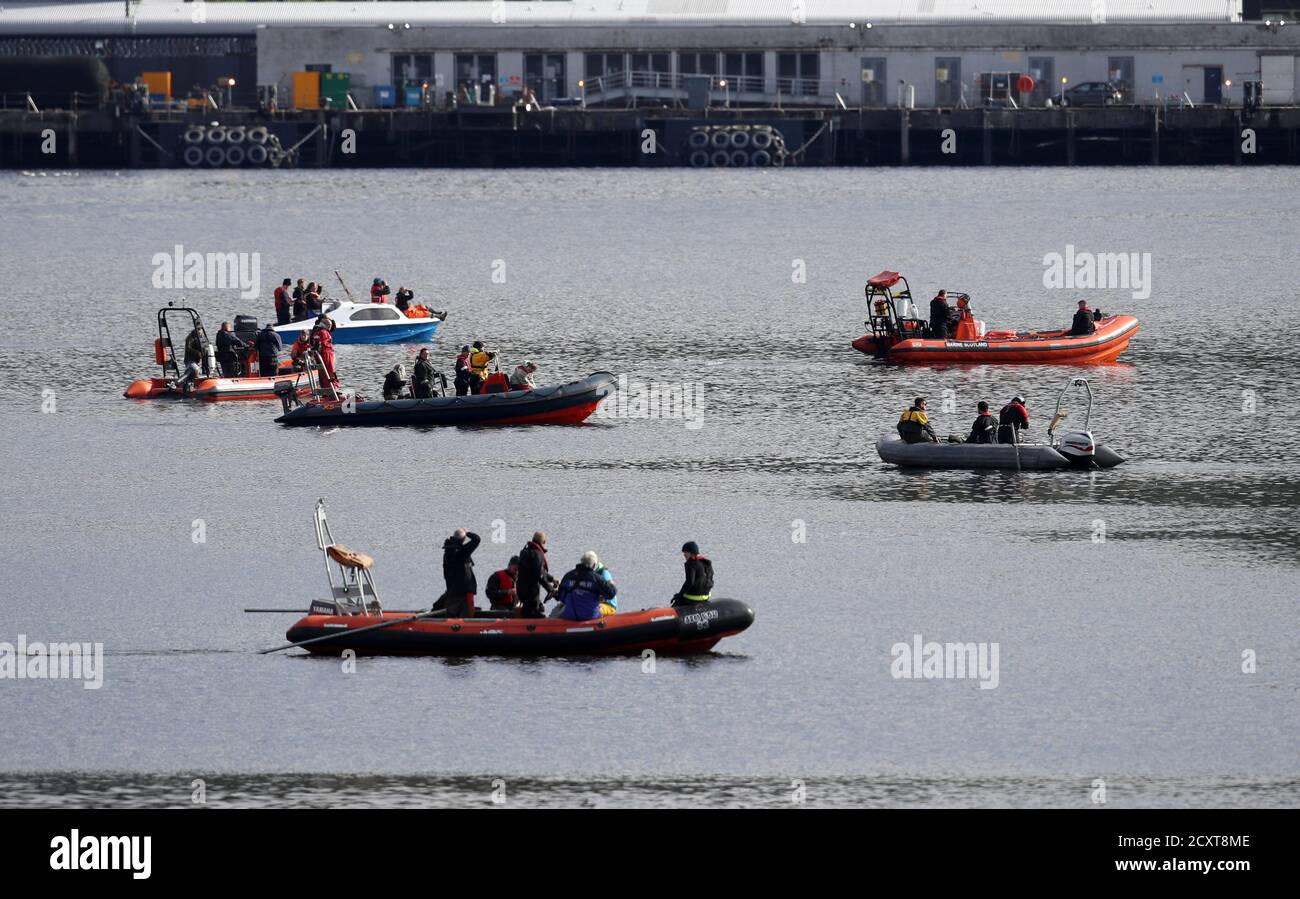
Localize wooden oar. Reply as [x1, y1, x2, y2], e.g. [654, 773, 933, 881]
[260, 611, 432, 655]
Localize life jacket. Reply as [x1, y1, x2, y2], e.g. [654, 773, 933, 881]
[680, 555, 713, 602]
[406, 304, 430, 318]
[480, 371, 510, 394]
[469, 349, 492, 377]
[274, 286, 288, 310]
[955, 312, 979, 341]
[899, 407, 929, 427]
[455, 353, 471, 373]
[370, 284, 388, 303]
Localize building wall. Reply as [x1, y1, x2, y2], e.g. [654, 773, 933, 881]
[255, 23, 1300, 107]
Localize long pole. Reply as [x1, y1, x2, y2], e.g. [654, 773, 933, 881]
[333, 270, 357, 303]
[260, 611, 432, 655]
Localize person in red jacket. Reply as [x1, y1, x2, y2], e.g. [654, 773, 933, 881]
[273, 278, 292, 325]
[311, 318, 339, 387]
[485, 556, 520, 612]
[370, 278, 390, 304]
[997, 395, 1030, 444]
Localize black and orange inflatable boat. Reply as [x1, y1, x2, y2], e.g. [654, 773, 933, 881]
[852, 271, 1139, 364]
[284, 599, 755, 657]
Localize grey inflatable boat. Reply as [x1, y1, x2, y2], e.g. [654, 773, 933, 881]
[876, 437, 1124, 470]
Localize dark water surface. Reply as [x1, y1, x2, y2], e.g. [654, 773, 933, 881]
[0, 168, 1296, 808]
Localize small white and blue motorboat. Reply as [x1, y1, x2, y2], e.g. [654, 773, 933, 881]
[273, 300, 445, 345]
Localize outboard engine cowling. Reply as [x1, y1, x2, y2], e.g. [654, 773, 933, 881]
[1057, 430, 1096, 467]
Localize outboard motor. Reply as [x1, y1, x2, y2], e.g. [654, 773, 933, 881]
[274, 380, 301, 415]
[1057, 430, 1097, 468]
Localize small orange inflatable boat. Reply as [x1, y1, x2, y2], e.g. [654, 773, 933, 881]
[852, 271, 1139, 365]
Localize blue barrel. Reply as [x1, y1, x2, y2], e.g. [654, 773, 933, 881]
[373, 85, 396, 108]
[403, 85, 423, 107]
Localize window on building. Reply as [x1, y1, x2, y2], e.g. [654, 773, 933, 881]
[722, 52, 764, 92]
[934, 56, 962, 106]
[777, 52, 819, 96]
[679, 52, 720, 77]
[1027, 57, 1054, 106]
[1108, 56, 1135, 102]
[860, 57, 886, 106]
[454, 53, 497, 103]
[629, 52, 672, 89]
[524, 53, 566, 102]
[391, 53, 433, 106]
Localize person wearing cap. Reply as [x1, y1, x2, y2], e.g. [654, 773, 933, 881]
[671, 541, 714, 607]
[1069, 299, 1096, 336]
[255, 321, 283, 376]
[517, 531, 558, 619]
[468, 341, 495, 394]
[555, 551, 618, 621]
[453, 344, 473, 396]
[929, 289, 952, 339]
[485, 556, 521, 612]
[439, 527, 481, 618]
[998, 395, 1030, 444]
[966, 400, 997, 444]
[509, 360, 539, 390]
[897, 397, 938, 444]
[370, 278, 390, 304]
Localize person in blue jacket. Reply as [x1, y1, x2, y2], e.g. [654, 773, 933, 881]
[557, 551, 617, 621]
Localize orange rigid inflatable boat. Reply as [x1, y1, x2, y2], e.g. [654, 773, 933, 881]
[123, 306, 313, 401]
[851, 271, 1139, 365]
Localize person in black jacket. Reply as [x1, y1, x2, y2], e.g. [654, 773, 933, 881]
[1069, 300, 1096, 336]
[929, 290, 951, 339]
[255, 323, 283, 376]
[214, 322, 247, 377]
[382, 364, 408, 400]
[966, 401, 997, 444]
[412, 348, 437, 399]
[517, 532, 558, 619]
[997, 396, 1030, 444]
[671, 541, 714, 607]
[440, 528, 481, 618]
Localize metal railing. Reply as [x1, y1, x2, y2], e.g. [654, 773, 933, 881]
[581, 70, 785, 102]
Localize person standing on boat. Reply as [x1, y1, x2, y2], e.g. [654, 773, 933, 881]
[897, 397, 938, 444]
[453, 345, 473, 396]
[255, 323, 283, 377]
[304, 283, 323, 319]
[370, 278, 390, 304]
[929, 290, 952, 339]
[412, 348, 437, 398]
[440, 528, 481, 619]
[557, 552, 618, 621]
[517, 532, 558, 619]
[485, 556, 521, 612]
[966, 401, 997, 444]
[274, 278, 292, 326]
[291, 278, 307, 321]
[997, 396, 1030, 444]
[1069, 300, 1097, 336]
[311, 318, 339, 387]
[468, 341, 495, 394]
[671, 542, 714, 607]
[214, 322, 248, 378]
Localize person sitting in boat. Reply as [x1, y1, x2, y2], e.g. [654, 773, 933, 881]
[255, 323, 283, 377]
[468, 341, 496, 394]
[290, 330, 312, 371]
[929, 290, 951, 339]
[555, 551, 618, 621]
[273, 279, 292, 326]
[953, 301, 980, 341]
[966, 401, 997, 444]
[1069, 300, 1097, 336]
[997, 396, 1030, 444]
[382, 363, 409, 400]
[671, 541, 714, 607]
[517, 532, 558, 619]
[394, 287, 414, 313]
[897, 397, 938, 444]
[413, 348, 437, 399]
[215, 322, 248, 378]
[485, 556, 520, 612]
[310, 318, 338, 387]
[595, 562, 618, 613]
[370, 278, 390, 304]
[509, 361, 539, 390]
[292, 278, 307, 321]
[440, 528, 481, 619]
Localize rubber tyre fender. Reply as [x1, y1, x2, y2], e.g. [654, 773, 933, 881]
[204, 145, 227, 166]
[246, 143, 269, 165]
[710, 149, 731, 167]
[182, 145, 205, 166]
[686, 130, 710, 149]
[688, 149, 711, 168]
[224, 144, 246, 166]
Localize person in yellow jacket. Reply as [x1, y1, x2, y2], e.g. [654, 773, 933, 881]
[897, 397, 938, 444]
[467, 340, 496, 393]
